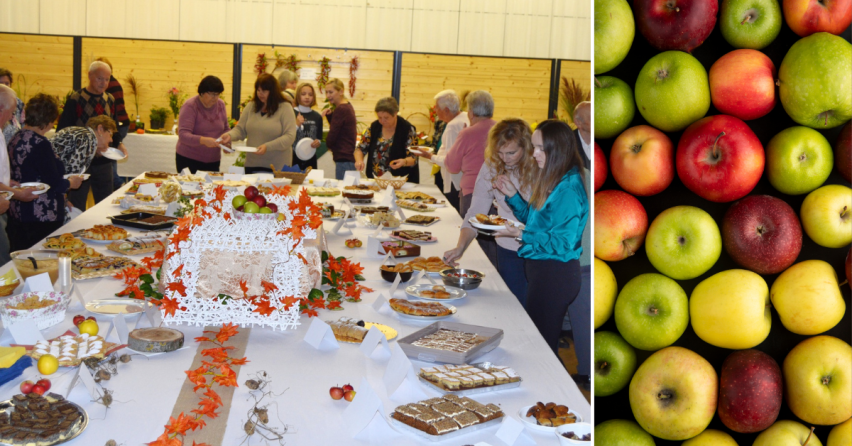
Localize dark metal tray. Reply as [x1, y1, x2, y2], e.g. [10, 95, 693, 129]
[108, 212, 177, 230]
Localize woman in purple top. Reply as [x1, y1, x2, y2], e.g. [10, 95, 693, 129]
[175, 76, 231, 173]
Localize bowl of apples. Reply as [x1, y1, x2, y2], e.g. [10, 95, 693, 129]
[232, 186, 279, 220]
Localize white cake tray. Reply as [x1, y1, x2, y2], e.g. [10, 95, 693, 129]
[418, 375, 522, 396]
[388, 414, 502, 443]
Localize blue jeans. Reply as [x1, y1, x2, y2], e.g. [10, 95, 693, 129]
[335, 161, 356, 180]
[496, 245, 528, 307]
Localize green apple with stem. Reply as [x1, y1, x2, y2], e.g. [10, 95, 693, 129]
[595, 76, 636, 139]
[683, 429, 739, 446]
[766, 126, 834, 195]
[690, 269, 771, 349]
[645, 206, 722, 280]
[800, 184, 852, 248]
[635, 51, 711, 132]
[753, 420, 822, 446]
[595, 419, 656, 446]
[594, 331, 637, 396]
[778, 32, 852, 129]
[719, 0, 782, 49]
[784, 335, 852, 425]
[770, 259, 846, 335]
[594, 0, 634, 74]
[828, 418, 851, 446]
[629, 346, 718, 440]
[615, 273, 689, 351]
[594, 257, 617, 328]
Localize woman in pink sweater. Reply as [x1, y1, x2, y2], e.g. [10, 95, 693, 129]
[175, 76, 230, 173]
[445, 90, 497, 217]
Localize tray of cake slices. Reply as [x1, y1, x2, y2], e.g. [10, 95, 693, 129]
[388, 394, 504, 442]
[397, 321, 503, 364]
[418, 362, 522, 395]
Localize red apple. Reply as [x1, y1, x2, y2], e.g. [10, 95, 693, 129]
[342, 383, 354, 392]
[722, 195, 802, 274]
[594, 190, 649, 261]
[31, 384, 46, 395]
[594, 142, 607, 192]
[634, 0, 718, 52]
[836, 121, 851, 183]
[710, 49, 777, 121]
[329, 386, 343, 400]
[35, 379, 51, 391]
[19, 380, 34, 394]
[609, 125, 674, 196]
[676, 115, 765, 202]
[266, 202, 278, 213]
[244, 186, 259, 201]
[343, 390, 356, 402]
[72, 315, 84, 326]
[783, 0, 852, 36]
[718, 349, 783, 433]
[252, 195, 267, 208]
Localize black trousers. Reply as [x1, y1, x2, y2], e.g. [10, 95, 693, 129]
[67, 161, 114, 210]
[7, 217, 64, 252]
[176, 153, 220, 174]
[524, 258, 581, 355]
[434, 171, 461, 214]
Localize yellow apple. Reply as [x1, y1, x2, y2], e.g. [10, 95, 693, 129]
[770, 259, 846, 335]
[784, 336, 852, 425]
[689, 269, 771, 349]
[37, 354, 58, 375]
[595, 257, 618, 328]
[77, 319, 99, 336]
[828, 418, 851, 446]
[682, 429, 739, 446]
[754, 420, 824, 446]
[800, 184, 852, 248]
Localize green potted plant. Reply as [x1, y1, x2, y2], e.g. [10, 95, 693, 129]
[150, 106, 169, 129]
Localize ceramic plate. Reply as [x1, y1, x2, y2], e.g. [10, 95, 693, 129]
[468, 217, 521, 231]
[517, 405, 583, 433]
[392, 304, 457, 320]
[405, 284, 466, 301]
[85, 298, 153, 316]
[64, 174, 91, 180]
[0, 396, 88, 444]
[80, 237, 118, 245]
[102, 147, 126, 160]
[219, 144, 235, 153]
[235, 146, 258, 152]
[17, 182, 50, 195]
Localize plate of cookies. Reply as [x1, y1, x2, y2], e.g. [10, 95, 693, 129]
[405, 284, 466, 302]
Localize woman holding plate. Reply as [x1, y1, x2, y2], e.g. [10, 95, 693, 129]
[174, 75, 231, 173]
[7, 94, 83, 251]
[493, 119, 588, 355]
[443, 118, 537, 305]
[292, 82, 322, 170]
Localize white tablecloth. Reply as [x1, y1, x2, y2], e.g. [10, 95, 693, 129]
[0, 181, 587, 445]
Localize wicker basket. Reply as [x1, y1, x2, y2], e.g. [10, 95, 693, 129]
[375, 176, 408, 190]
[0, 291, 71, 330]
[271, 165, 310, 185]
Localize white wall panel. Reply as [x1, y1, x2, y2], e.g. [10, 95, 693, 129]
[410, 0, 459, 54]
[0, 1, 39, 33]
[86, 0, 127, 38]
[551, 16, 590, 60]
[457, 0, 505, 56]
[503, 0, 552, 58]
[225, 0, 273, 44]
[125, 0, 180, 40]
[178, 0, 229, 42]
[39, 0, 86, 35]
[272, 0, 366, 48]
[364, 0, 412, 51]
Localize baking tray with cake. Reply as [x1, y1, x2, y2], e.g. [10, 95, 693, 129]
[0, 392, 88, 445]
[341, 190, 374, 204]
[418, 362, 522, 396]
[397, 322, 503, 364]
[388, 394, 504, 442]
[402, 215, 440, 227]
[390, 230, 437, 243]
[108, 212, 178, 230]
[405, 284, 466, 302]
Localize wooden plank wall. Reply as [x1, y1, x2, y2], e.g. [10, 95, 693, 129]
[399, 53, 552, 135]
[240, 46, 394, 131]
[557, 60, 592, 123]
[80, 38, 234, 129]
[0, 33, 74, 102]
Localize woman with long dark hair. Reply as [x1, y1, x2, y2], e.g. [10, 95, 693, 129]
[494, 119, 588, 355]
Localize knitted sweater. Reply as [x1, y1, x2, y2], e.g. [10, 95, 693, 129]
[56, 88, 123, 166]
[227, 101, 297, 169]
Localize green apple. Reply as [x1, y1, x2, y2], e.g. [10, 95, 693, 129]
[232, 195, 247, 208]
[259, 206, 273, 214]
[828, 418, 851, 446]
[645, 206, 722, 280]
[595, 419, 656, 446]
[242, 201, 260, 214]
[766, 126, 833, 195]
[615, 273, 688, 351]
[682, 429, 739, 446]
[629, 346, 717, 440]
[778, 32, 852, 129]
[690, 269, 771, 349]
[595, 331, 637, 397]
[753, 420, 824, 446]
[784, 335, 852, 425]
[801, 184, 852, 248]
[595, 76, 636, 139]
[595, 257, 618, 329]
[719, 0, 782, 49]
[594, 0, 634, 74]
[635, 51, 711, 132]
[771, 260, 846, 335]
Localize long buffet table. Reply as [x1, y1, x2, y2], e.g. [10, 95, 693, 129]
[0, 179, 588, 445]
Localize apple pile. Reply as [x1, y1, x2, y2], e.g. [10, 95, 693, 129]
[232, 186, 279, 214]
[20, 378, 51, 396]
[594, 0, 851, 443]
[329, 383, 355, 402]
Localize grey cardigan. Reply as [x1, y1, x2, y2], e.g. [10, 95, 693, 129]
[228, 101, 297, 169]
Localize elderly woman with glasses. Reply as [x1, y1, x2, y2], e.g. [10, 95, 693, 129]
[354, 97, 419, 182]
[175, 75, 231, 173]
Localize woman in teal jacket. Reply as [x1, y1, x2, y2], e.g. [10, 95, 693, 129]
[494, 119, 588, 354]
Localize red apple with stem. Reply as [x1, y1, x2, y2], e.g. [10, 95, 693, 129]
[710, 49, 777, 121]
[634, 0, 719, 52]
[718, 349, 783, 433]
[610, 125, 675, 196]
[722, 195, 802, 274]
[676, 115, 765, 202]
[594, 142, 607, 192]
[594, 190, 649, 261]
[783, 0, 852, 37]
[836, 121, 851, 183]
[244, 186, 259, 201]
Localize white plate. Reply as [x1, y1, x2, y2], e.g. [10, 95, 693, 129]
[85, 298, 153, 316]
[468, 217, 521, 231]
[102, 147, 126, 160]
[423, 202, 446, 209]
[295, 137, 316, 161]
[0, 191, 12, 200]
[236, 146, 258, 153]
[64, 174, 91, 180]
[405, 284, 466, 301]
[517, 405, 584, 433]
[17, 182, 50, 195]
[390, 234, 437, 244]
[80, 237, 117, 245]
[219, 144, 235, 153]
[392, 304, 457, 320]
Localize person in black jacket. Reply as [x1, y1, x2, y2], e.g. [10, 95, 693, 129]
[354, 97, 419, 183]
[573, 101, 591, 169]
[292, 83, 322, 170]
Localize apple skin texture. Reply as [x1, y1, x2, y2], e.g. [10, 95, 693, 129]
[615, 273, 689, 351]
[594, 331, 638, 396]
[720, 0, 783, 49]
[718, 349, 783, 433]
[835, 120, 852, 182]
[682, 428, 739, 445]
[690, 269, 771, 349]
[629, 346, 718, 440]
[771, 259, 846, 335]
[595, 0, 635, 74]
[783, 0, 852, 37]
[594, 143, 608, 192]
[722, 195, 802, 275]
[595, 76, 636, 139]
[709, 49, 777, 120]
[594, 257, 618, 329]
[594, 419, 656, 446]
[635, 51, 711, 132]
[783, 336, 852, 426]
[633, 0, 718, 52]
[828, 418, 852, 446]
[766, 126, 834, 195]
[594, 190, 649, 261]
[645, 205, 722, 280]
[610, 125, 675, 196]
[800, 184, 852, 248]
[753, 419, 825, 446]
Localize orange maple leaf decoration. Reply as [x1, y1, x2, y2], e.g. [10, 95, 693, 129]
[301, 308, 319, 318]
[173, 264, 185, 278]
[253, 298, 277, 316]
[238, 279, 249, 298]
[158, 296, 186, 318]
[170, 225, 191, 250]
[326, 300, 342, 310]
[268, 184, 292, 196]
[280, 295, 299, 310]
[208, 323, 239, 344]
[212, 185, 227, 204]
[260, 280, 278, 294]
[148, 432, 182, 446]
[166, 282, 188, 297]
